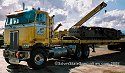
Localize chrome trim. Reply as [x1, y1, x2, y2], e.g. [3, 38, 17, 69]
[10, 31, 19, 51]
[34, 54, 44, 65]
[3, 50, 30, 60]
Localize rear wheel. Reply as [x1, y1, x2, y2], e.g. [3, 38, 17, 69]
[73, 45, 90, 60]
[27, 49, 47, 69]
[120, 43, 125, 52]
[73, 45, 82, 60]
[81, 45, 90, 59]
[108, 45, 114, 50]
[107, 44, 120, 50]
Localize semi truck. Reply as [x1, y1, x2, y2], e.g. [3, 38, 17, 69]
[3, 2, 125, 69]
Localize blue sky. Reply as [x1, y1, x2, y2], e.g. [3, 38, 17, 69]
[98, 0, 125, 16]
[0, 0, 125, 34]
[87, 0, 125, 30]
[107, 0, 125, 10]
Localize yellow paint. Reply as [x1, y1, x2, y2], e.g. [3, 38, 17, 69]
[4, 25, 51, 46]
[4, 26, 34, 46]
[4, 10, 52, 48]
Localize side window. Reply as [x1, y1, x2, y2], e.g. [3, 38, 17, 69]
[6, 18, 10, 25]
[10, 18, 17, 24]
[36, 14, 46, 25]
[25, 12, 35, 23]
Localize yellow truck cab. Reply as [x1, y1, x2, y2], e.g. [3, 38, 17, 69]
[3, 8, 54, 69]
[4, 8, 51, 47]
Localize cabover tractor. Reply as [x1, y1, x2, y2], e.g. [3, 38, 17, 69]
[3, 2, 125, 69]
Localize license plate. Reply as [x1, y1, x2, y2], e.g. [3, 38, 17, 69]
[9, 58, 19, 64]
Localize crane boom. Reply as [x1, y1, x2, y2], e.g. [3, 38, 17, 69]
[54, 23, 62, 32]
[73, 2, 107, 27]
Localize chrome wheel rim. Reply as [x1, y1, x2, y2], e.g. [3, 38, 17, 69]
[85, 48, 89, 56]
[34, 54, 44, 65]
[77, 50, 82, 58]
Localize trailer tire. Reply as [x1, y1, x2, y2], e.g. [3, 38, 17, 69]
[107, 45, 119, 50]
[27, 49, 47, 69]
[120, 44, 125, 52]
[107, 45, 114, 50]
[81, 45, 90, 59]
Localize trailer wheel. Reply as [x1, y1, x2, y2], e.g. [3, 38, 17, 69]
[81, 45, 90, 59]
[120, 44, 125, 52]
[27, 49, 47, 69]
[108, 45, 115, 50]
[107, 45, 120, 50]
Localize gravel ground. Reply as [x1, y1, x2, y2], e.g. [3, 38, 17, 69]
[0, 45, 125, 73]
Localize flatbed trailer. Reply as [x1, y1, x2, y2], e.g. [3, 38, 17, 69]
[51, 38, 125, 51]
[51, 39, 125, 45]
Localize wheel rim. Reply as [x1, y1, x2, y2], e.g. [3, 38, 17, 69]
[77, 50, 82, 58]
[85, 48, 89, 56]
[34, 54, 44, 65]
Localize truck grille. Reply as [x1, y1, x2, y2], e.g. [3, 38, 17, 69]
[10, 31, 19, 51]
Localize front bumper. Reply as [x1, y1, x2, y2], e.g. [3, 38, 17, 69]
[3, 50, 30, 64]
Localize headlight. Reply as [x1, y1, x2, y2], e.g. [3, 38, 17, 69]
[22, 44, 29, 48]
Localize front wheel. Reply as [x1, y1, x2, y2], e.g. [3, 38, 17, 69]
[27, 49, 47, 69]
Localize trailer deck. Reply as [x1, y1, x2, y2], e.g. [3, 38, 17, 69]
[51, 39, 125, 45]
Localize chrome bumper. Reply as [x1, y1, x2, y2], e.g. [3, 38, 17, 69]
[3, 50, 30, 63]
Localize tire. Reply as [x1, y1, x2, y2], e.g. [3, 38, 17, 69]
[108, 45, 115, 50]
[73, 45, 82, 60]
[81, 45, 90, 59]
[107, 45, 119, 50]
[120, 44, 125, 52]
[27, 49, 47, 69]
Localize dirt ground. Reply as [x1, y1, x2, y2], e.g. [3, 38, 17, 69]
[0, 45, 125, 73]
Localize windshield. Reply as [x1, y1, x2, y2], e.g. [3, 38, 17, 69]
[5, 10, 47, 26]
[36, 14, 47, 25]
[5, 10, 35, 25]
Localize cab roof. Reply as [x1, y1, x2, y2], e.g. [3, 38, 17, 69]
[6, 8, 48, 17]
